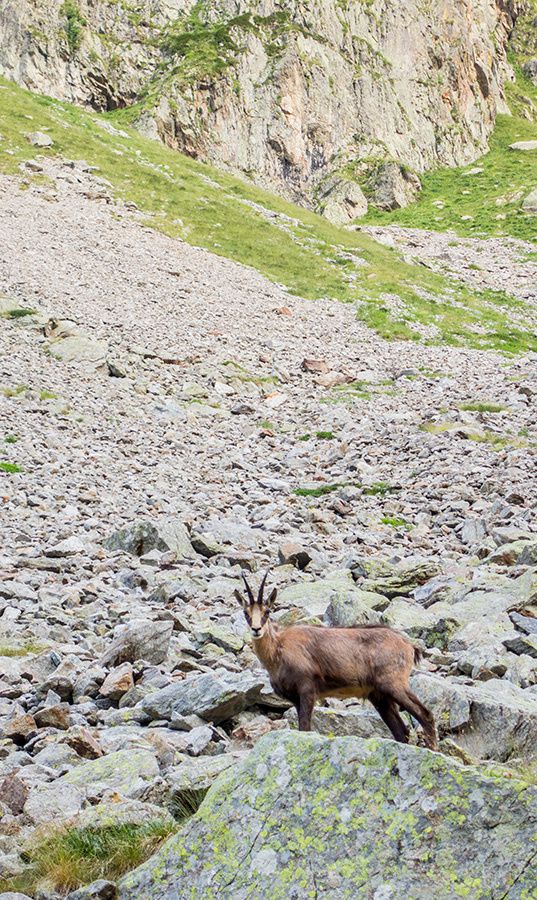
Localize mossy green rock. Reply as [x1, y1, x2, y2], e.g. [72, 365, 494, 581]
[62, 748, 159, 799]
[118, 732, 537, 899]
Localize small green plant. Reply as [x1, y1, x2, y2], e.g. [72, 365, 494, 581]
[0, 462, 22, 473]
[1, 384, 27, 398]
[39, 389, 58, 401]
[381, 515, 411, 529]
[364, 481, 399, 496]
[294, 482, 358, 497]
[1, 820, 177, 896]
[61, 1, 86, 54]
[298, 433, 311, 441]
[315, 430, 335, 440]
[4, 434, 18, 443]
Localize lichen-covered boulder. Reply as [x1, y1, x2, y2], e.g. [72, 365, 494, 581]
[118, 732, 537, 899]
[61, 748, 160, 801]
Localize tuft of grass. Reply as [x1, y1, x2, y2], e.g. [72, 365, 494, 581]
[0, 75, 535, 353]
[315, 430, 335, 439]
[4, 434, 18, 443]
[421, 421, 522, 448]
[459, 402, 506, 413]
[39, 389, 58, 401]
[1, 820, 177, 897]
[1, 384, 28, 398]
[169, 789, 208, 823]
[0, 307, 36, 319]
[364, 481, 399, 496]
[0, 462, 22, 473]
[381, 515, 411, 529]
[0, 642, 45, 657]
[297, 433, 311, 441]
[294, 483, 347, 497]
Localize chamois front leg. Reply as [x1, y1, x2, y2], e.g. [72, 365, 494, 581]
[297, 690, 315, 731]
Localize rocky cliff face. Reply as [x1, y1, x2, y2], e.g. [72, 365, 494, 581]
[0, 0, 519, 215]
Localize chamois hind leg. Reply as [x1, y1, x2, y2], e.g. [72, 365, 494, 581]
[388, 688, 438, 751]
[297, 691, 316, 732]
[369, 692, 410, 744]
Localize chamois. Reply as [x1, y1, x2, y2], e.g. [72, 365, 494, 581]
[235, 572, 438, 750]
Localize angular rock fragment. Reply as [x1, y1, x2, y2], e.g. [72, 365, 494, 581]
[139, 668, 266, 724]
[100, 619, 173, 667]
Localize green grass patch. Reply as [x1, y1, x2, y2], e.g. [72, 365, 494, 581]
[380, 515, 411, 529]
[169, 788, 208, 823]
[421, 422, 521, 448]
[39, 389, 58, 400]
[298, 433, 311, 441]
[363, 481, 399, 496]
[0, 462, 22, 473]
[0, 642, 45, 657]
[1, 383, 28, 398]
[294, 482, 348, 497]
[459, 402, 506, 413]
[1, 75, 535, 352]
[0, 307, 36, 319]
[1, 820, 176, 897]
[315, 430, 335, 440]
[4, 434, 18, 443]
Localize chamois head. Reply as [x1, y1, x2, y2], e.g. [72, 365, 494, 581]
[234, 570, 277, 639]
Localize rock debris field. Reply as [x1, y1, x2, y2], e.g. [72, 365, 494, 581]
[0, 160, 537, 897]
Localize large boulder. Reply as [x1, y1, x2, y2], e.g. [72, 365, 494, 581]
[60, 748, 160, 800]
[118, 731, 537, 899]
[522, 58, 537, 85]
[522, 188, 537, 213]
[316, 177, 368, 225]
[100, 619, 173, 667]
[366, 161, 421, 211]
[412, 672, 537, 761]
[138, 668, 266, 724]
[104, 518, 194, 558]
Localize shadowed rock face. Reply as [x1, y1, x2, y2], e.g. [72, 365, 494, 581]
[0, 0, 516, 209]
[118, 731, 537, 899]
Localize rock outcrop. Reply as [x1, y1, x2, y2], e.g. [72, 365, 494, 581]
[118, 731, 537, 899]
[0, 0, 517, 213]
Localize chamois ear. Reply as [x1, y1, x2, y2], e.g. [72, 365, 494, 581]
[267, 587, 277, 608]
[234, 589, 248, 609]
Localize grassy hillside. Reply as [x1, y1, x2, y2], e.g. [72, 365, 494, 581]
[0, 75, 535, 353]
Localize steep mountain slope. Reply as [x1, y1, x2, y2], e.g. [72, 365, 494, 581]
[1, 75, 536, 353]
[0, 7, 537, 896]
[1, 146, 537, 898]
[0, 0, 519, 214]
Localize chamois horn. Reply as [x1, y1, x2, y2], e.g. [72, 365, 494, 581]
[258, 568, 270, 603]
[241, 571, 255, 605]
